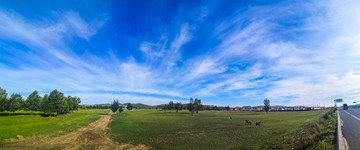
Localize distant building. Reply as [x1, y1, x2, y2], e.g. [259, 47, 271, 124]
[229, 105, 327, 111]
[232, 107, 240, 111]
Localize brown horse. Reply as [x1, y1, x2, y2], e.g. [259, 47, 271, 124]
[245, 120, 252, 125]
[256, 121, 262, 127]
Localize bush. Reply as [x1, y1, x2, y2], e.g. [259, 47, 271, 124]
[119, 107, 124, 113]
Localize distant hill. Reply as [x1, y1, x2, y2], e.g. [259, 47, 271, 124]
[88, 103, 152, 109]
[94, 104, 111, 106]
[122, 103, 153, 109]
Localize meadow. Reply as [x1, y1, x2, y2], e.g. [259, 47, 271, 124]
[0, 109, 109, 144]
[108, 109, 328, 149]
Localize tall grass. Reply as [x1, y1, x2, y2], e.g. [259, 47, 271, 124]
[277, 108, 337, 149]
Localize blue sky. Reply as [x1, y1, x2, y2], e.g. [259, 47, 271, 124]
[0, 0, 359, 106]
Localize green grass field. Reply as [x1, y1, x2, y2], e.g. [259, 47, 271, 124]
[0, 109, 109, 144]
[108, 109, 327, 149]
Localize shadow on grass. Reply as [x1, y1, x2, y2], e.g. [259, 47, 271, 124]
[237, 113, 260, 115]
[161, 112, 191, 114]
[147, 111, 192, 116]
[100, 113, 111, 115]
[0, 112, 35, 116]
[40, 113, 58, 117]
[0, 112, 58, 117]
[236, 124, 251, 127]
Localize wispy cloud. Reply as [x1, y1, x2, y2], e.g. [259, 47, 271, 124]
[0, 0, 359, 106]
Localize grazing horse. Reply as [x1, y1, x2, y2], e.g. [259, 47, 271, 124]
[256, 121, 262, 127]
[245, 120, 252, 125]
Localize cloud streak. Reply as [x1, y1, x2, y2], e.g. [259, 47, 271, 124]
[0, 0, 359, 106]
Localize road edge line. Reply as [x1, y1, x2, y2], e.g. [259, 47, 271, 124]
[337, 110, 348, 150]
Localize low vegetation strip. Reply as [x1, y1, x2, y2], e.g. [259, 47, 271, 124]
[0, 109, 109, 144]
[277, 108, 337, 149]
[108, 109, 328, 150]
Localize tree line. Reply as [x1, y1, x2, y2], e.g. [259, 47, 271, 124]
[158, 97, 204, 115]
[161, 101, 184, 113]
[0, 87, 81, 116]
[110, 100, 135, 113]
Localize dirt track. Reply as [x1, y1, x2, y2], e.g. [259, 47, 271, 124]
[2, 111, 148, 150]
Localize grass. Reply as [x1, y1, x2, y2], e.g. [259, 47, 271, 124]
[279, 108, 337, 149]
[0, 109, 109, 144]
[108, 109, 328, 150]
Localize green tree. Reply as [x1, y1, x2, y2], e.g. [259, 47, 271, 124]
[225, 106, 230, 110]
[175, 102, 183, 113]
[63, 96, 73, 114]
[162, 104, 168, 110]
[194, 98, 203, 113]
[168, 101, 174, 112]
[25, 90, 42, 115]
[127, 103, 133, 110]
[189, 97, 194, 116]
[119, 106, 124, 113]
[41, 94, 49, 115]
[74, 97, 81, 110]
[8, 93, 23, 116]
[0, 87, 8, 112]
[264, 99, 271, 113]
[48, 90, 65, 117]
[81, 105, 87, 109]
[111, 100, 120, 113]
[57, 92, 65, 115]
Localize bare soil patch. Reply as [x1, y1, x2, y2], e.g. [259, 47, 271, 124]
[2, 111, 148, 150]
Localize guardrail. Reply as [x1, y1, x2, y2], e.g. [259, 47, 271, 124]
[337, 110, 347, 150]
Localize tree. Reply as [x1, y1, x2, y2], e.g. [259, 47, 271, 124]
[41, 94, 49, 115]
[127, 103, 133, 110]
[175, 102, 183, 113]
[8, 93, 23, 116]
[25, 90, 42, 115]
[162, 104, 168, 110]
[119, 106, 124, 113]
[63, 96, 73, 114]
[74, 97, 81, 110]
[264, 99, 271, 113]
[0, 87, 80, 116]
[0, 87, 8, 112]
[56, 92, 66, 115]
[189, 97, 194, 116]
[168, 101, 174, 112]
[194, 98, 203, 113]
[81, 105, 87, 109]
[111, 100, 120, 113]
[48, 90, 65, 117]
[225, 106, 230, 111]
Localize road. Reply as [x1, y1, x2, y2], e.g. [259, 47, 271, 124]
[339, 109, 360, 150]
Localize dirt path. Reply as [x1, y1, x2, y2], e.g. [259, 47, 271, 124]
[2, 111, 148, 150]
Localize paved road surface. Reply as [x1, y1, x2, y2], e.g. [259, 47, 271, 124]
[339, 109, 360, 150]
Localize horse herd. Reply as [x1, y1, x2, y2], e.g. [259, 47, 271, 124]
[245, 120, 262, 127]
[229, 116, 262, 127]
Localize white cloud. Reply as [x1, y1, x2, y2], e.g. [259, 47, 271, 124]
[64, 11, 104, 40]
[160, 24, 192, 72]
[1, 0, 360, 107]
[70, 93, 188, 105]
[140, 42, 164, 58]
